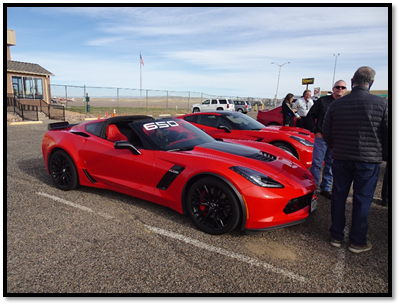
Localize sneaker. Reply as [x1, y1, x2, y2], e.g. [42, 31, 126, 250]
[330, 238, 342, 248]
[348, 240, 372, 254]
[320, 190, 332, 200]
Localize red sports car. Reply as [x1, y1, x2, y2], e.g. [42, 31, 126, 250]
[42, 116, 316, 235]
[257, 105, 298, 126]
[175, 111, 314, 168]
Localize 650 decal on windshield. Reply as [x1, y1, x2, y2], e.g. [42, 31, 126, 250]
[143, 121, 180, 131]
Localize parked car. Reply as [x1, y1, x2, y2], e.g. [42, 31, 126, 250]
[42, 115, 316, 235]
[191, 98, 235, 113]
[257, 95, 319, 126]
[257, 105, 293, 126]
[175, 111, 314, 168]
[233, 100, 250, 113]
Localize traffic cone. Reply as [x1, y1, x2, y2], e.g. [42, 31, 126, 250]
[106, 110, 109, 118]
[98, 114, 101, 119]
[113, 109, 116, 117]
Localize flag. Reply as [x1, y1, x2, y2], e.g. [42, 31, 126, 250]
[140, 54, 144, 66]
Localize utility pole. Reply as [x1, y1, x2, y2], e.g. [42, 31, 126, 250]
[140, 51, 143, 107]
[332, 53, 340, 87]
[272, 62, 290, 107]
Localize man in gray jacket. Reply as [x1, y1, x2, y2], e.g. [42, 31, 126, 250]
[323, 66, 388, 254]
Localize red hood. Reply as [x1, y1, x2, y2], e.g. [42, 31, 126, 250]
[174, 141, 314, 188]
[262, 126, 314, 138]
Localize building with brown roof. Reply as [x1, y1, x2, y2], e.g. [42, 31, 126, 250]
[7, 29, 54, 105]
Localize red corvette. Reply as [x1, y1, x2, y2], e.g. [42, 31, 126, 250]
[257, 105, 298, 126]
[42, 116, 316, 235]
[175, 111, 314, 168]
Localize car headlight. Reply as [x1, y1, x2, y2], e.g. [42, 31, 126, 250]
[289, 136, 313, 147]
[230, 166, 284, 188]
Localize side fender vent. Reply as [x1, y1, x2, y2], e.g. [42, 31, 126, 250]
[72, 132, 90, 138]
[83, 169, 97, 183]
[156, 165, 185, 190]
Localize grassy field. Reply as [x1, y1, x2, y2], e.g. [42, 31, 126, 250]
[67, 106, 191, 118]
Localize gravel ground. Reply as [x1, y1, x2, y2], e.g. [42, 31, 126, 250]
[6, 111, 390, 295]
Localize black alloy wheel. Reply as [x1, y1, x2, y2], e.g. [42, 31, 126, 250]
[187, 177, 240, 235]
[49, 150, 79, 191]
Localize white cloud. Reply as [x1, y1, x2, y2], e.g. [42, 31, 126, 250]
[86, 36, 126, 46]
[7, 5, 389, 98]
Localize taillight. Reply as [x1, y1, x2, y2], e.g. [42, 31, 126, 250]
[227, 104, 230, 108]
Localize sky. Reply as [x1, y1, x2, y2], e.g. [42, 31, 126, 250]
[5, 4, 390, 99]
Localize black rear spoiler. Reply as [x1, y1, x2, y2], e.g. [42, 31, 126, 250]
[48, 121, 77, 130]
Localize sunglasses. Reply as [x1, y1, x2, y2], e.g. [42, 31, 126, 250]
[335, 86, 347, 90]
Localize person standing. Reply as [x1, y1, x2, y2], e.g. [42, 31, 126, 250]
[293, 90, 313, 128]
[281, 93, 300, 126]
[323, 66, 388, 253]
[306, 80, 347, 199]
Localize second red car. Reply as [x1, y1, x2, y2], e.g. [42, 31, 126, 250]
[175, 111, 314, 168]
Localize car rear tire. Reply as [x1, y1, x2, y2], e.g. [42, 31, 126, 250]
[186, 177, 240, 235]
[216, 107, 223, 111]
[49, 150, 79, 191]
[192, 108, 200, 113]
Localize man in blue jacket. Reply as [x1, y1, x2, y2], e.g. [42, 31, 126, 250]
[323, 66, 388, 254]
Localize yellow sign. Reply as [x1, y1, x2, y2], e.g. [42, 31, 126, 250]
[302, 78, 314, 85]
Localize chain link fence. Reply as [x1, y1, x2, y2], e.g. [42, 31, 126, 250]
[50, 84, 274, 113]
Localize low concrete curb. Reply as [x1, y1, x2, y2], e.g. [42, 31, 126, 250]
[9, 121, 43, 125]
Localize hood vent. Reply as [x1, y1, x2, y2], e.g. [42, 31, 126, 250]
[249, 151, 277, 162]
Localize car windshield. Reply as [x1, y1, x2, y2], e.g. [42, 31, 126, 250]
[132, 118, 215, 151]
[224, 112, 266, 130]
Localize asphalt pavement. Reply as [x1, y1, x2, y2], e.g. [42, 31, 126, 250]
[6, 116, 389, 295]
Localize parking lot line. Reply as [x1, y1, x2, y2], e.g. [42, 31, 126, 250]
[333, 225, 350, 293]
[36, 191, 307, 283]
[36, 192, 115, 220]
[145, 224, 307, 283]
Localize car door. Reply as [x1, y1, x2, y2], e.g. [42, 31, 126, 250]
[210, 99, 218, 111]
[80, 133, 156, 202]
[200, 99, 210, 111]
[193, 114, 241, 140]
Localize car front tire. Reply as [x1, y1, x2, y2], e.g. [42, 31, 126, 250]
[193, 108, 200, 113]
[271, 141, 298, 159]
[186, 177, 240, 235]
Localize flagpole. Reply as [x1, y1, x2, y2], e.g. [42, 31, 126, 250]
[140, 51, 142, 107]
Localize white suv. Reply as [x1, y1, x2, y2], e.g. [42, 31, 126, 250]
[191, 98, 235, 113]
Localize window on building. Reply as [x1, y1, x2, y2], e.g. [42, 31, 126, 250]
[12, 76, 44, 99]
[24, 77, 34, 98]
[12, 76, 23, 96]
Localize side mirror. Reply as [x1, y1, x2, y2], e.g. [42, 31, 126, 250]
[114, 141, 141, 155]
[217, 125, 231, 133]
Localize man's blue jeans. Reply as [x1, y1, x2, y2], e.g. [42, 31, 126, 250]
[330, 160, 380, 245]
[310, 136, 333, 191]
